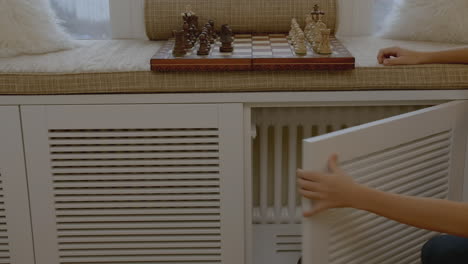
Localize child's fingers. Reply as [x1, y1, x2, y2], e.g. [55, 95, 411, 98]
[383, 57, 406, 66]
[299, 189, 322, 200]
[297, 178, 321, 191]
[377, 47, 401, 64]
[297, 169, 323, 182]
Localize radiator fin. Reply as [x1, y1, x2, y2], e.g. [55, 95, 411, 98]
[49, 128, 221, 264]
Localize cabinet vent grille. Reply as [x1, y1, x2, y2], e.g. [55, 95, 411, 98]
[48, 128, 222, 264]
[252, 106, 427, 225]
[328, 130, 452, 264]
[276, 234, 301, 253]
[0, 174, 10, 264]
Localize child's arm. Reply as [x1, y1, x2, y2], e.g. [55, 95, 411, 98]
[377, 47, 468, 66]
[297, 155, 468, 238]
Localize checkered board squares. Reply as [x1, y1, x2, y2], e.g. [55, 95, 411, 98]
[151, 33, 355, 71]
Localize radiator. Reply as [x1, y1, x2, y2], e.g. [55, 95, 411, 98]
[251, 105, 428, 264]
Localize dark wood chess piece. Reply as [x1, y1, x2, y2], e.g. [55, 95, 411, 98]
[205, 23, 215, 44]
[183, 22, 193, 49]
[197, 33, 210, 56]
[208, 19, 218, 40]
[201, 28, 211, 49]
[220, 24, 234, 53]
[172, 30, 187, 57]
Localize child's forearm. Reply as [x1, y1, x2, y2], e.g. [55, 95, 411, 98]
[420, 48, 468, 64]
[353, 185, 468, 237]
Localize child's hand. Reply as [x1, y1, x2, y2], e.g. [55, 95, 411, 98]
[377, 46, 427, 66]
[297, 154, 362, 217]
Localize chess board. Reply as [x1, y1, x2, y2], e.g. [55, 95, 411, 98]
[151, 34, 355, 72]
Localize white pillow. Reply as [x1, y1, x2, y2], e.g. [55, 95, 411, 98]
[378, 0, 468, 43]
[0, 0, 76, 58]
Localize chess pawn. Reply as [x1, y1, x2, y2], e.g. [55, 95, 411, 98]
[202, 28, 211, 49]
[172, 30, 187, 57]
[288, 25, 294, 40]
[294, 33, 307, 55]
[205, 24, 215, 44]
[220, 24, 234, 52]
[197, 33, 210, 56]
[292, 24, 301, 45]
[208, 19, 218, 40]
[317, 29, 332, 55]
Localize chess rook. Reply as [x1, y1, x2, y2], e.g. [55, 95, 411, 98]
[172, 30, 187, 57]
[317, 29, 332, 54]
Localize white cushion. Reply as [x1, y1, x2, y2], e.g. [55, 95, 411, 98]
[378, 0, 468, 43]
[0, 0, 76, 58]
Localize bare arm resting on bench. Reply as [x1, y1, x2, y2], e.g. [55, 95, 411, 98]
[377, 47, 468, 66]
[297, 155, 468, 238]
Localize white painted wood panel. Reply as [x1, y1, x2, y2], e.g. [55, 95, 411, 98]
[21, 104, 244, 264]
[0, 90, 466, 106]
[0, 107, 35, 264]
[301, 101, 468, 264]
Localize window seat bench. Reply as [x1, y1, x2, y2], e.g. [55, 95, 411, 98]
[0, 37, 467, 95]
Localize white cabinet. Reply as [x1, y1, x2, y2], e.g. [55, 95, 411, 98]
[248, 102, 468, 264]
[0, 107, 35, 264]
[0, 98, 466, 264]
[301, 101, 468, 264]
[21, 104, 245, 264]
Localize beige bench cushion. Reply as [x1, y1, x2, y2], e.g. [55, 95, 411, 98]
[145, 0, 337, 40]
[1, 37, 467, 95]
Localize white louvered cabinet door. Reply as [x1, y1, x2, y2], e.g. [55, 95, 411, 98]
[21, 104, 244, 264]
[301, 101, 468, 264]
[0, 107, 35, 264]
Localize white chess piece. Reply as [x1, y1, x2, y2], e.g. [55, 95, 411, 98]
[304, 15, 315, 41]
[295, 33, 307, 55]
[317, 29, 332, 54]
[312, 15, 327, 52]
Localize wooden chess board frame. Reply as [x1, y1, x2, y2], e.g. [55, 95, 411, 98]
[151, 33, 355, 72]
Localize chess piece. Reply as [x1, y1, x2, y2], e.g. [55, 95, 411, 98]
[189, 25, 197, 45]
[201, 28, 211, 49]
[208, 19, 218, 40]
[183, 22, 193, 49]
[172, 30, 187, 57]
[312, 6, 327, 52]
[294, 33, 307, 55]
[197, 33, 210, 55]
[317, 29, 332, 54]
[220, 24, 234, 52]
[205, 23, 215, 44]
[304, 15, 314, 41]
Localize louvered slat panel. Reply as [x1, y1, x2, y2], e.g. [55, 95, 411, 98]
[50, 128, 222, 264]
[327, 131, 452, 264]
[0, 177, 9, 264]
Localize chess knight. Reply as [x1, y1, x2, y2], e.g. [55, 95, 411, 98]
[220, 24, 234, 53]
